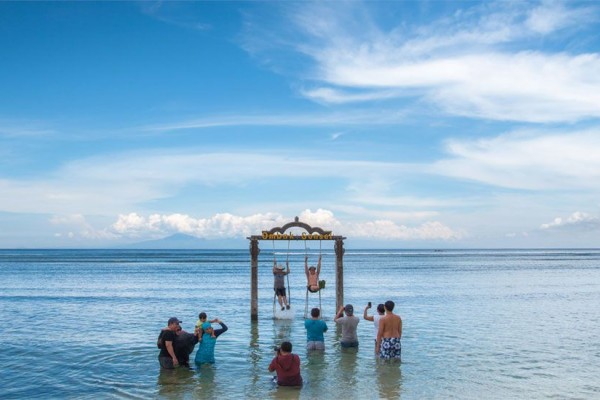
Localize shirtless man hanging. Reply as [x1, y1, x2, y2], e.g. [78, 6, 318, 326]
[375, 300, 402, 361]
[305, 255, 322, 293]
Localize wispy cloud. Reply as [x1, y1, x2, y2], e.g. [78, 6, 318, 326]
[0, 119, 55, 137]
[245, 1, 600, 122]
[140, 111, 408, 132]
[0, 150, 416, 215]
[432, 128, 600, 190]
[140, 2, 212, 31]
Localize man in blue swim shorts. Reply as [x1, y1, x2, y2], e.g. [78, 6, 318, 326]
[376, 300, 402, 361]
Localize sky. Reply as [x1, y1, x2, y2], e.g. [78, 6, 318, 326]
[1, 0, 600, 249]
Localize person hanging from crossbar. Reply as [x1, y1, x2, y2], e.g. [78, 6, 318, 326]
[273, 256, 291, 310]
[305, 254, 322, 293]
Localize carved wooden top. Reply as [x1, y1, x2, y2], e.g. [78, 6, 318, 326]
[247, 217, 346, 240]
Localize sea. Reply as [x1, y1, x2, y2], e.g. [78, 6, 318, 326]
[0, 248, 599, 399]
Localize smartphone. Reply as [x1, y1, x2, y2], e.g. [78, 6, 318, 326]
[368, 301, 372, 307]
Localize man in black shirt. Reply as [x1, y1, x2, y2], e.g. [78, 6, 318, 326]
[158, 317, 181, 369]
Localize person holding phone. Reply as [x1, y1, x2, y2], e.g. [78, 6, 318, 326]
[364, 302, 386, 349]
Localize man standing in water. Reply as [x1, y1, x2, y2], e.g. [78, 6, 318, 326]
[273, 257, 290, 311]
[376, 300, 402, 361]
[157, 317, 182, 369]
[304, 307, 327, 351]
[364, 303, 386, 347]
[334, 304, 360, 348]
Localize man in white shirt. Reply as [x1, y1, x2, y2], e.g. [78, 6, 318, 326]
[364, 303, 385, 348]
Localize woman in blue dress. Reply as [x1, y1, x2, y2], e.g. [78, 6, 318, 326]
[194, 319, 228, 365]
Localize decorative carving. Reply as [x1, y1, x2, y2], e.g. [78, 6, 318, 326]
[246, 218, 345, 240]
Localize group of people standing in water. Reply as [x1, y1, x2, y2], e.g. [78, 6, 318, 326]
[157, 300, 402, 388]
[157, 254, 401, 388]
[157, 312, 228, 369]
[269, 300, 402, 387]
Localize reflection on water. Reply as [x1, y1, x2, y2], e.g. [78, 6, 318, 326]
[156, 367, 195, 398]
[376, 360, 402, 399]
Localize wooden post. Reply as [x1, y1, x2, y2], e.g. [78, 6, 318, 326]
[250, 238, 260, 321]
[334, 238, 345, 311]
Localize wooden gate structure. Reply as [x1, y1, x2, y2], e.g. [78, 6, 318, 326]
[247, 217, 346, 321]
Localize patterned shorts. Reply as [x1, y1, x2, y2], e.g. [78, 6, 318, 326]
[379, 337, 401, 360]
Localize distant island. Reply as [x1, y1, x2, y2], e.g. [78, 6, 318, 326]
[123, 233, 207, 249]
[121, 234, 252, 249]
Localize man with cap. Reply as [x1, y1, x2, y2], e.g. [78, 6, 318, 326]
[273, 256, 290, 311]
[194, 318, 228, 365]
[334, 304, 360, 348]
[157, 317, 182, 369]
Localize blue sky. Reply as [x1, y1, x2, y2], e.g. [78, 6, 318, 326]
[1, 1, 600, 248]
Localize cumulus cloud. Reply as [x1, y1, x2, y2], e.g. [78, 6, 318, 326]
[109, 209, 462, 241]
[540, 211, 600, 231]
[111, 211, 289, 239]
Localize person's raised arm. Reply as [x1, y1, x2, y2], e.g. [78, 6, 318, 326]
[273, 257, 277, 273]
[304, 255, 309, 278]
[317, 255, 322, 275]
[364, 304, 374, 321]
[285, 260, 290, 275]
[214, 320, 228, 337]
[334, 305, 344, 322]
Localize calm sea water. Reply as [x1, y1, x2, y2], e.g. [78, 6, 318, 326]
[1, 248, 599, 399]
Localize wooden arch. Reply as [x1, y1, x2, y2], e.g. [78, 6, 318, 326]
[247, 217, 346, 320]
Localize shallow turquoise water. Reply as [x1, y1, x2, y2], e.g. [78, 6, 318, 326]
[0, 249, 599, 399]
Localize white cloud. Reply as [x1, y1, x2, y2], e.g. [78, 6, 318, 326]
[540, 211, 600, 230]
[140, 111, 409, 133]
[252, 1, 600, 122]
[50, 214, 118, 240]
[432, 129, 600, 190]
[111, 211, 289, 239]
[108, 209, 462, 241]
[525, 1, 591, 34]
[0, 119, 55, 137]
[0, 150, 419, 215]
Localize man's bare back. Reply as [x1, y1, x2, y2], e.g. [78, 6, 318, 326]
[379, 313, 402, 338]
[376, 300, 402, 357]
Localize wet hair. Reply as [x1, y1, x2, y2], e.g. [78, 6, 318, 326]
[311, 308, 320, 318]
[384, 300, 395, 312]
[377, 304, 385, 314]
[199, 312, 207, 320]
[280, 341, 292, 352]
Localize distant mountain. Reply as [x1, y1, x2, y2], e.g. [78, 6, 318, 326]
[124, 233, 207, 249]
